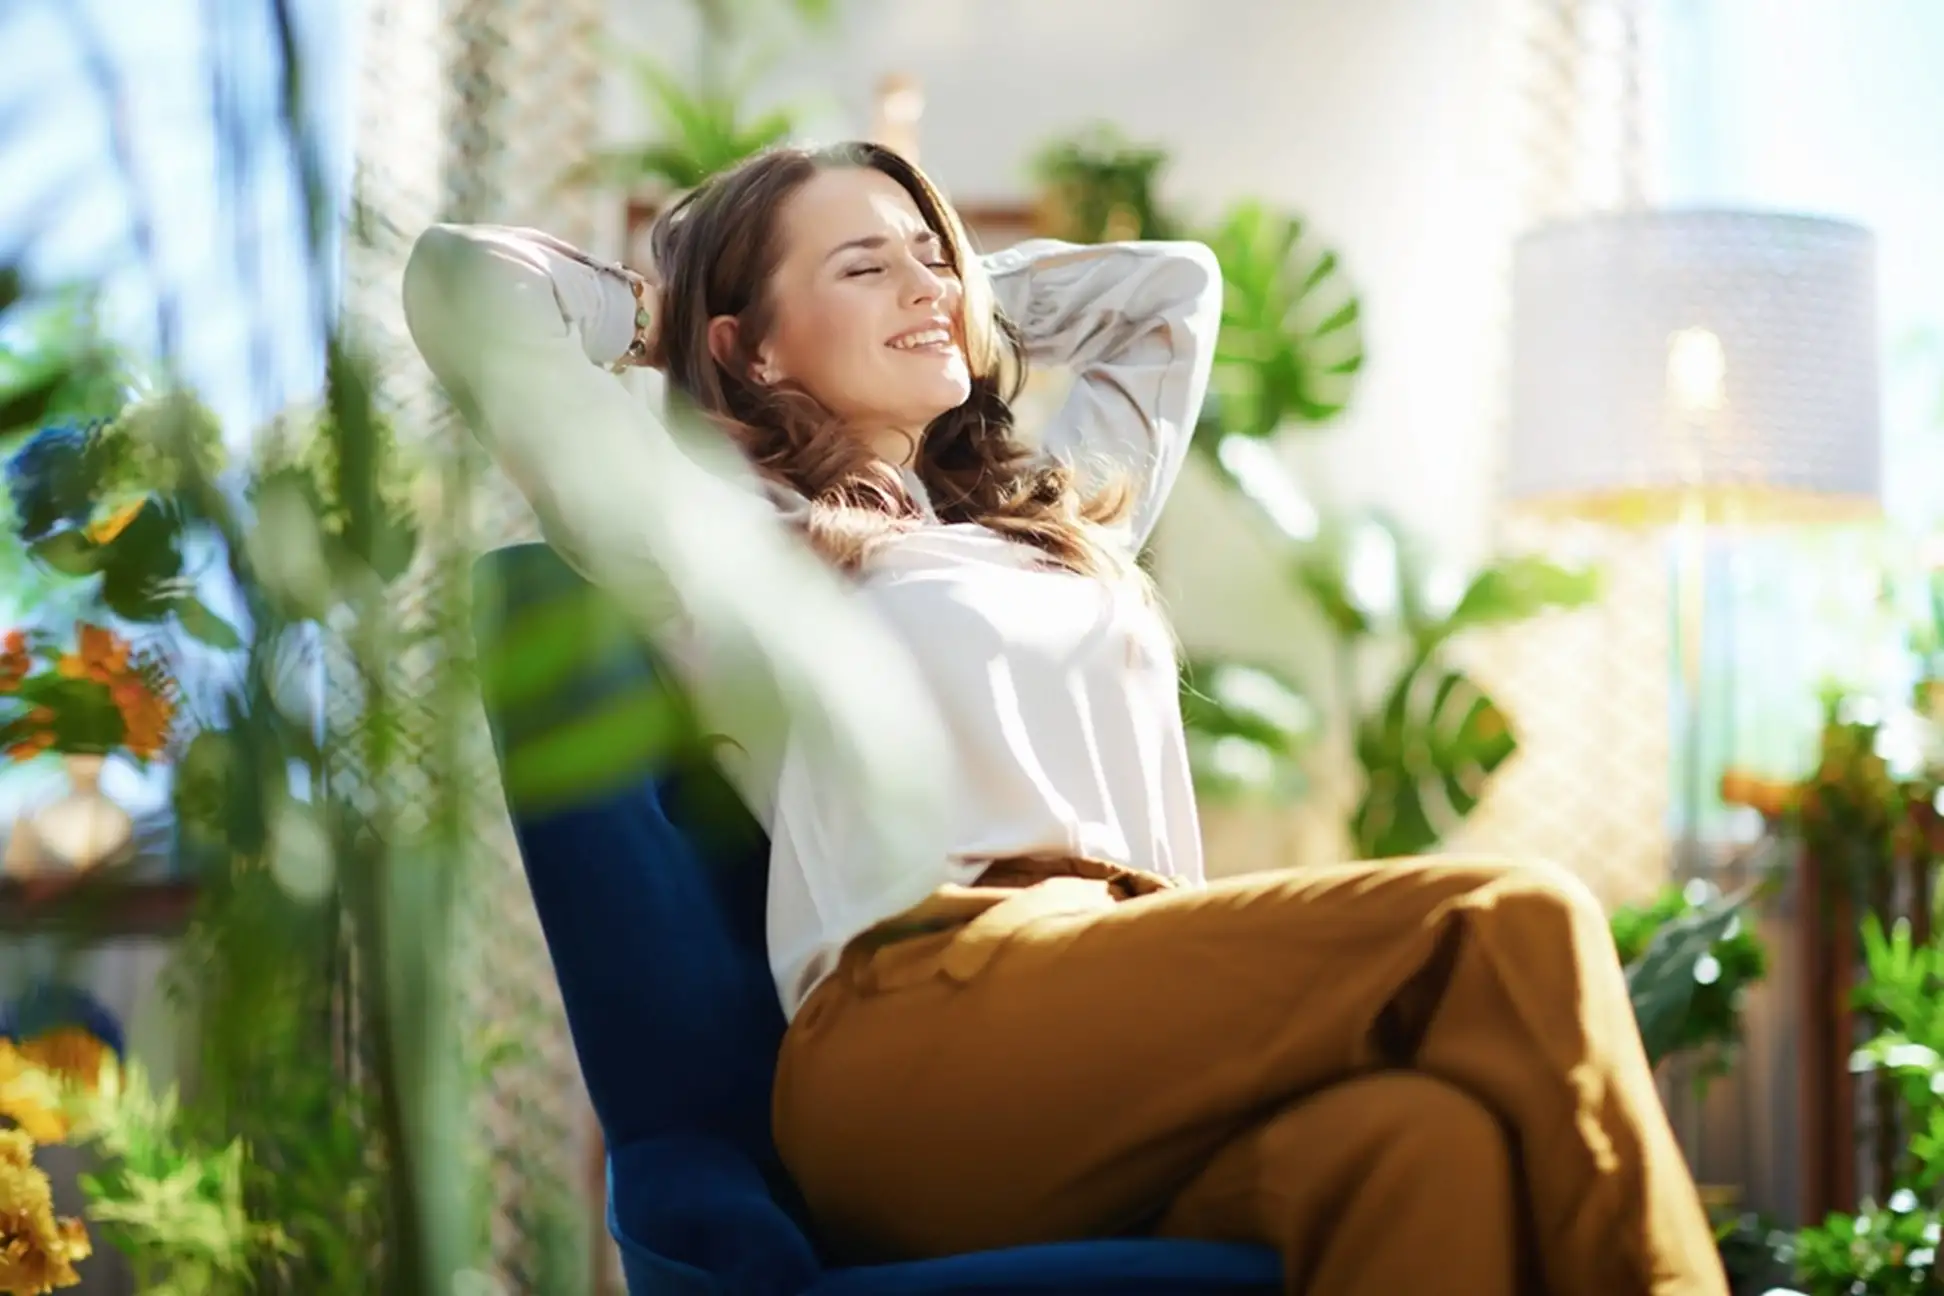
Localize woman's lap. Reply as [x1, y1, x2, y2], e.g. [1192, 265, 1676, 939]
[770, 855, 1594, 1261]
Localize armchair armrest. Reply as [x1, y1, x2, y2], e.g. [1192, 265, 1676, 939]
[608, 1136, 822, 1296]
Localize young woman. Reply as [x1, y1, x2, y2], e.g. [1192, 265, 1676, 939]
[404, 141, 1726, 1295]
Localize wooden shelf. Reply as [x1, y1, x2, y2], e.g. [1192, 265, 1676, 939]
[0, 875, 198, 938]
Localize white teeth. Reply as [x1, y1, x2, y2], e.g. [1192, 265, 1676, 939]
[889, 329, 951, 350]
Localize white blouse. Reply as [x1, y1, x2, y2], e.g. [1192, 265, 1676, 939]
[402, 222, 1224, 1016]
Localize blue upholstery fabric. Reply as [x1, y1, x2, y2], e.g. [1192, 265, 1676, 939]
[473, 543, 1280, 1295]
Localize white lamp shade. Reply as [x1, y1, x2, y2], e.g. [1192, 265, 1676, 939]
[1506, 210, 1881, 525]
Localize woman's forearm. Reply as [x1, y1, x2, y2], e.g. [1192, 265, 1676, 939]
[982, 238, 1220, 368]
[404, 223, 641, 374]
[979, 238, 1224, 546]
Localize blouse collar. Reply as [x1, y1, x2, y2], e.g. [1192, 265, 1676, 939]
[899, 465, 941, 523]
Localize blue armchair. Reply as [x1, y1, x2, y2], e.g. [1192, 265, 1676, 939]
[472, 542, 1282, 1296]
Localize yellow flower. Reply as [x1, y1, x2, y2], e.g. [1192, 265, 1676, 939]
[0, 1051, 66, 1147]
[0, 1130, 89, 1292]
[83, 501, 143, 547]
[14, 1034, 110, 1096]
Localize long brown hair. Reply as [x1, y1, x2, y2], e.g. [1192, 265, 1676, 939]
[648, 141, 1136, 580]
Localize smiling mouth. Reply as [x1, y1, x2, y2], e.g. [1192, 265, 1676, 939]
[886, 327, 956, 353]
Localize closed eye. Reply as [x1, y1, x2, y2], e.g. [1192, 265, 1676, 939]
[844, 261, 953, 279]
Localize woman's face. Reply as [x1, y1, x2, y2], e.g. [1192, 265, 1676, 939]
[738, 166, 971, 464]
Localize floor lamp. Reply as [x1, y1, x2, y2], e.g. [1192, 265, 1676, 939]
[1503, 209, 1881, 877]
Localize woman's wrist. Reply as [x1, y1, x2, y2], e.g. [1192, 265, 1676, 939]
[612, 266, 659, 372]
[526, 232, 658, 370]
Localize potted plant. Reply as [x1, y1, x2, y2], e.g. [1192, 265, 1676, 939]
[0, 621, 178, 872]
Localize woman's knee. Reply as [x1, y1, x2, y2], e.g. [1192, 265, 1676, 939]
[1362, 1075, 1511, 1180]
[1449, 855, 1606, 931]
[1261, 1075, 1506, 1166]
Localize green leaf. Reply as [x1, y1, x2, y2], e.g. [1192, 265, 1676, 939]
[1438, 557, 1603, 641]
[102, 572, 192, 623]
[1293, 541, 1372, 639]
[367, 509, 419, 585]
[1031, 125, 1179, 243]
[96, 496, 185, 571]
[1200, 201, 1365, 439]
[499, 684, 689, 813]
[0, 362, 72, 442]
[1624, 891, 1754, 1068]
[560, 55, 799, 194]
[174, 595, 244, 649]
[26, 526, 105, 575]
[1178, 657, 1316, 801]
[1351, 655, 1517, 857]
[784, 0, 838, 25]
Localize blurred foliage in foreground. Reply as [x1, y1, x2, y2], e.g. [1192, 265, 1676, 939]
[0, 2, 605, 1290]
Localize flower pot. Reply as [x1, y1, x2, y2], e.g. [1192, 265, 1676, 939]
[29, 754, 135, 872]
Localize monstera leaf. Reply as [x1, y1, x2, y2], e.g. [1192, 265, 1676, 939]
[1351, 654, 1517, 859]
[1198, 201, 1364, 443]
[1432, 556, 1604, 646]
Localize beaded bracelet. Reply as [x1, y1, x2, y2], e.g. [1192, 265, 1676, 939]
[552, 242, 657, 373]
[610, 267, 657, 374]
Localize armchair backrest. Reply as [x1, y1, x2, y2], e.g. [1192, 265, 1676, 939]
[470, 543, 790, 1189]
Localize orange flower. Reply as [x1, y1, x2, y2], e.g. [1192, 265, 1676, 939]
[0, 634, 27, 695]
[74, 626, 128, 679]
[110, 681, 174, 761]
[6, 625, 180, 765]
[3, 735, 53, 763]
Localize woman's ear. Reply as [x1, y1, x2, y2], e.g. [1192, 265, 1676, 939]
[705, 315, 742, 371]
[707, 315, 782, 385]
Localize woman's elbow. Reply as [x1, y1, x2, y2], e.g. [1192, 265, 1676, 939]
[1163, 241, 1223, 332]
[401, 224, 481, 331]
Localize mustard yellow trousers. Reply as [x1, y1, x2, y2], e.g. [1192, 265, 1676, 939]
[772, 857, 1730, 1296]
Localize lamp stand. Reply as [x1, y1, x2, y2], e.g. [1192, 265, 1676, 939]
[1673, 495, 1711, 879]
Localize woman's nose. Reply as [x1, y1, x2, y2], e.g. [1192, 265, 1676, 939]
[902, 261, 946, 306]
